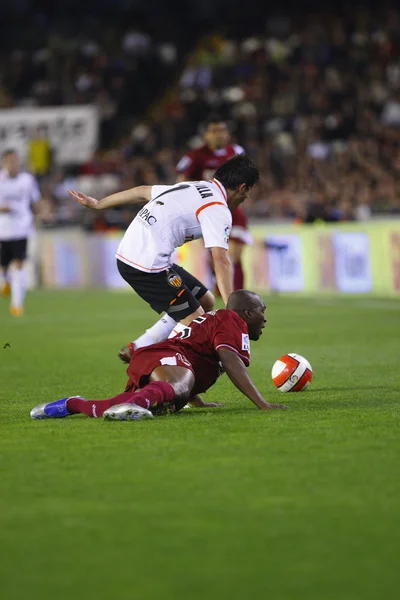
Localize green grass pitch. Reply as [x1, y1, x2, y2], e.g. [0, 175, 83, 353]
[1, 291, 399, 600]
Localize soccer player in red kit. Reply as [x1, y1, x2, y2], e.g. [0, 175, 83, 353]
[30, 290, 287, 421]
[176, 116, 252, 290]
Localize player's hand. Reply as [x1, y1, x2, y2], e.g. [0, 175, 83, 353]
[0, 206, 11, 213]
[202, 401, 224, 408]
[262, 403, 289, 410]
[67, 189, 99, 209]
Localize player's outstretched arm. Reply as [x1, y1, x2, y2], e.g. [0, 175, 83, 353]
[67, 186, 152, 210]
[217, 348, 288, 410]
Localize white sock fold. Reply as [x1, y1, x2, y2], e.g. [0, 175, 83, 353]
[11, 268, 26, 309]
[133, 314, 177, 349]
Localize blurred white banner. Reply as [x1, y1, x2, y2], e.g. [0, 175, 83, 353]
[0, 106, 98, 164]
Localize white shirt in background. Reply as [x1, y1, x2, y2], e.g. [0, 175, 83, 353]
[0, 170, 40, 241]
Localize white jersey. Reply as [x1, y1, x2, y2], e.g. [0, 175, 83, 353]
[0, 170, 40, 241]
[117, 178, 232, 273]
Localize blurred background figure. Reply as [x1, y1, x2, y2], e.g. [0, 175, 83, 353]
[175, 114, 252, 291]
[28, 125, 52, 180]
[0, 150, 41, 315]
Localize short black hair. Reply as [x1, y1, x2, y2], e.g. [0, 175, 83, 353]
[214, 155, 259, 190]
[2, 149, 18, 158]
[204, 114, 225, 128]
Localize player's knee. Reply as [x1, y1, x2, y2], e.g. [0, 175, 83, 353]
[199, 290, 214, 313]
[170, 380, 191, 403]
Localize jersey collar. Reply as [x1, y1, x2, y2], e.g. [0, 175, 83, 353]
[211, 178, 227, 203]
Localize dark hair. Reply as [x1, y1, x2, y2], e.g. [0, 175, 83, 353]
[214, 155, 259, 190]
[204, 114, 225, 129]
[2, 149, 18, 158]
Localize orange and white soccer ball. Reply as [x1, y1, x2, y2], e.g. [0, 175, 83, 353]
[271, 353, 313, 392]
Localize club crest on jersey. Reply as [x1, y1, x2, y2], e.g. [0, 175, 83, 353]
[242, 334, 250, 352]
[167, 273, 183, 288]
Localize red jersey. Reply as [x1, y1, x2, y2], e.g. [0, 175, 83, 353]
[127, 309, 250, 395]
[176, 144, 245, 181]
[176, 144, 251, 244]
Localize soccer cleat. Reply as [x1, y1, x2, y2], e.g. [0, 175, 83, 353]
[103, 403, 154, 421]
[118, 342, 136, 364]
[1, 282, 11, 297]
[30, 396, 84, 419]
[10, 306, 23, 317]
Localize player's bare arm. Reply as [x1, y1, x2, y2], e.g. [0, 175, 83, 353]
[211, 246, 234, 305]
[217, 347, 288, 410]
[67, 186, 153, 210]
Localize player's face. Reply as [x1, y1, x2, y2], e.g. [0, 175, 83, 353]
[230, 184, 252, 209]
[3, 152, 20, 175]
[247, 303, 267, 341]
[204, 122, 229, 150]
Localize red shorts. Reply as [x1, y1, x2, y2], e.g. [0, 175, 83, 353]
[125, 344, 195, 392]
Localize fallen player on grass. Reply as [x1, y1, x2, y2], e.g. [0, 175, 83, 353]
[30, 290, 287, 421]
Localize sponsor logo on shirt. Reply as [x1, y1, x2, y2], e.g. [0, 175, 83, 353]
[242, 334, 250, 352]
[137, 206, 157, 225]
[167, 273, 183, 288]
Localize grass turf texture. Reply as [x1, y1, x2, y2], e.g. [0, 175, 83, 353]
[1, 291, 399, 600]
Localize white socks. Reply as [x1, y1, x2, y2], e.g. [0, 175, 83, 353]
[11, 268, 26, 309]
[133, 314, 177, 349]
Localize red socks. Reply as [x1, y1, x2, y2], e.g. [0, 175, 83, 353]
[233, 261, 244, 290]
[67, 381, 176, 418]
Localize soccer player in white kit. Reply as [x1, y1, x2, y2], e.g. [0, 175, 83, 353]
[68, 155, 259, 353]
[0, 150, 41, 316]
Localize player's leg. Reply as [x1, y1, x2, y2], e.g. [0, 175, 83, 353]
[30, 366, 195, 420]
[9, 239, 28, 316]
[0, 241, 11, 297]
[173, 264, 215, 313]
[101, 365, 195, 419]
[117, 260, 210, 355]
[132, 264, 214, 347]
[229, 239, 245, 291]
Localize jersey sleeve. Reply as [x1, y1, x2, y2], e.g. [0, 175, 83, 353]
[175, 152, 201, 179]
[197, 204, 232, 250]
[213, 311, 250, 366]
[150, 185, 171, 200]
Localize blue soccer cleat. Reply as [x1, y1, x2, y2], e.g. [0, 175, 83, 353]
[30, 396, 84, 419]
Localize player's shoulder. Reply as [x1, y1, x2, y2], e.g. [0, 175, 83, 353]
[18, 171, 36, 184]
[229, 144, 245, 156]
[213, 308, 247, 328]
[177, 145, 207, 164]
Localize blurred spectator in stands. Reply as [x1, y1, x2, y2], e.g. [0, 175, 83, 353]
[28, 125, 52, 179]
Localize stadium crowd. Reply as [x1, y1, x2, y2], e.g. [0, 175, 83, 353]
[1, 4, 400, 226]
